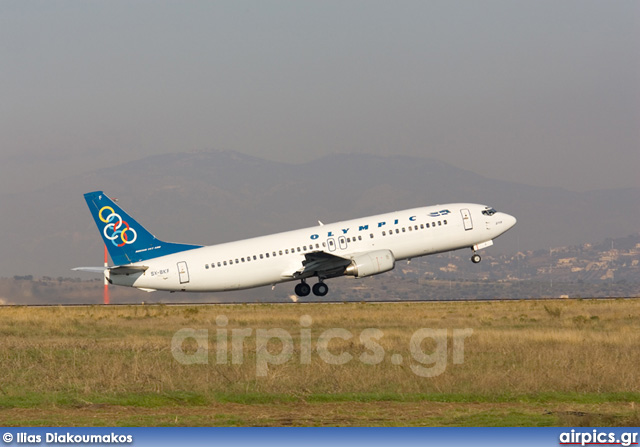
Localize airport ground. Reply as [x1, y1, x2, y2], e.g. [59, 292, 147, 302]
[0, 299, 639, 426]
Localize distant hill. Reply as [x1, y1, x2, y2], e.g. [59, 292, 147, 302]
[2, 151, 639, 277]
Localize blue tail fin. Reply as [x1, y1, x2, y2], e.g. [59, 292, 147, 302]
[84, 191, 202, 265]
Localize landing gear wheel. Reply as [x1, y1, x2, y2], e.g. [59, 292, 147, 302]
[295, 282, 311, 297]
[312, 282, 329, 297]
[471, 253, 482, 264]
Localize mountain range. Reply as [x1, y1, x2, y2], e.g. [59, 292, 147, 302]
[2, 151, 639, 277]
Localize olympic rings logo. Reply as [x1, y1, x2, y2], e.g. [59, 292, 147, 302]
[99, 206, 138, 247]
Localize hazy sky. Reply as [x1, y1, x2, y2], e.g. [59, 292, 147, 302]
[1, 1, 638, 194]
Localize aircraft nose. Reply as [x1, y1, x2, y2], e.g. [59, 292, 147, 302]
[503, 213, 517, 230]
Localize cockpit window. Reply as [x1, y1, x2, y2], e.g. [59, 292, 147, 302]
[482, 207, 498, 216]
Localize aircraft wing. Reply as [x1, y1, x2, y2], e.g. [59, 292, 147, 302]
[282, 251, 352, 279]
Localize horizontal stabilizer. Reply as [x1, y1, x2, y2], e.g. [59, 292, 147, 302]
[72, 267, 106, 274]
[110, 265, 149, 275]
[72, 265, 148, 275]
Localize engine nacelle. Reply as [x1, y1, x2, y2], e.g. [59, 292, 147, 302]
[344, 250, 395, 278]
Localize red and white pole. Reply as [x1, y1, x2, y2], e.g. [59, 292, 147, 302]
[103, 243, 110, 305]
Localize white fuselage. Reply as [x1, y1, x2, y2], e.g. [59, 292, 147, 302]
[109, 203, 516, 292]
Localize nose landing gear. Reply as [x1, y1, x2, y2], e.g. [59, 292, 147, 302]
[471, 253, 482, 264]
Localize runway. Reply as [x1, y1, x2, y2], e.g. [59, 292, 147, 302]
[3, 295, 638, 308]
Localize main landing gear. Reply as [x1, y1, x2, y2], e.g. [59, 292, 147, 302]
[295, 280, 329, 297]
[471, 253, 482, 264]
[312, 281, 329, 297]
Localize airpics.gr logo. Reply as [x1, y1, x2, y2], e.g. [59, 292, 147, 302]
[99, 206, 138, 247]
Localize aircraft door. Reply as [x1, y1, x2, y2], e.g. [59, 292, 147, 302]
[177, 261, 190, 284]
[327, 238, 336, 252]
[338, 236, 348, 250]
[461, 209, 473, 231]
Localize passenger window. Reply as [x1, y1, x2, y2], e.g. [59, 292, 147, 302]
[241, 258, 245, 262]
[420, 224, 424, 229]
[315, 243, 320, 249]
[370, 233, 374, 238]
[395, 229, 400, 234]
[382, 231, 386, 236]
[217, 262, 221, 267]
[205, 264, 209, 269]
[443, 220, 447, 225]
[236, 259, 239, 263]
[297, 247, 301, 252]
[272, 252, 276, 257]
[426, 223, 430, 228]
[358, 236, 362, 241]
[402, 228, 406, 232]
[260, 254, 264, 259]
[438, 221, 442, 226]
[223, 261, 227, 266]
[253, 256, 257, 261]
[279, 250, 283, 256]
[266, 253, 270, 258]
[303, 246, 307, 251]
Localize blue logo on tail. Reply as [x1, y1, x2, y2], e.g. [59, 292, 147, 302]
[98, 205, 138, 247]
[84, 191, 202, 265]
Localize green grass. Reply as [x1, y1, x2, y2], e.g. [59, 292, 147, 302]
[1, 300, 639, 426]
[1, 390, 638, 409]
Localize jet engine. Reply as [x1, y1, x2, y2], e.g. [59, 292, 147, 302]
[344, 250, 395, 278]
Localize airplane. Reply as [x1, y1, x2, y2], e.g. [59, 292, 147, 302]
[74, 191, 516, 297]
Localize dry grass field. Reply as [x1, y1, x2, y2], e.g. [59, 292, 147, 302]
[0, 299, 639, 426]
